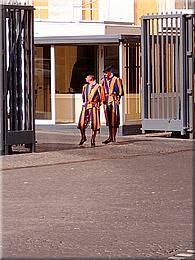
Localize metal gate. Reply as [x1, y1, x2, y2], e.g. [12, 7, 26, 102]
[141, 13, 195, 137]
[1, 4, 35, 154]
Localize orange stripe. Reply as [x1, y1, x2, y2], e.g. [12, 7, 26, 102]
[97, 108, 100, 129]
[109, 76, 117, 94]
[80, 107, 86, 128]
[93, 107, 97, 130]
[112, 104, 115, 127]
[90, 83, 100, 100]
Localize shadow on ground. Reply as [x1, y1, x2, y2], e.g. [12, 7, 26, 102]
[10, 139, 155, 154]
[35, 139, 154, 153]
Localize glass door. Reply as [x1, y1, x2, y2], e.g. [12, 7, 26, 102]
[35, 45, 55, 124]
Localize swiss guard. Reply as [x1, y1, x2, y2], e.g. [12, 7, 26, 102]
[101, 65, 124, 144]
[77, 71, 104, 147]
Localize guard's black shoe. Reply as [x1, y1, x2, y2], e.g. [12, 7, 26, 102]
[102, 138, 112, 144]
[91, 139, 95, 147]
[79, 136, 87, 145]
[91, 142, 95, 148]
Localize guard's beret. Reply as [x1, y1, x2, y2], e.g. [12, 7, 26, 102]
[103, 65, 113, 73]
[84, 71, 95, 77]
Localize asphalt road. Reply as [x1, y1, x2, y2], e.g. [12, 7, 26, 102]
[1, 129, 194, 260]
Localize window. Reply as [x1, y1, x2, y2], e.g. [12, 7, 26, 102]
[33, 0, 49, 19]
[125, 42, 141, 94]
[188, 0, 195, 8]
[55, 45, 97, 94]
[104, 46, 119, 76]
[175, 0, 186, 9]
[82, 0, 99, 21]
[175, 0, 194, 9]
[34, 45, 51, 119]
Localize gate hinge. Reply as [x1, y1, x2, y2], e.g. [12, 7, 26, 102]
[187, 51, 192, 57]
[187, 89, 192, 95]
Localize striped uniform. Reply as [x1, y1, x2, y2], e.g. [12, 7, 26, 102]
[78, 82, 102, 131]
[101, 75, 124, 128]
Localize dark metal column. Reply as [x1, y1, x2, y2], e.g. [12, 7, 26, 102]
[186, 14, 195, 139]
[180, 15, 187, 135]
[0, 4, 3, 154]
[141, 16, 148, 133]
[2, 4, 35, 155]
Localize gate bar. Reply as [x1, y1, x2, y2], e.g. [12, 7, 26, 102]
[170, 17, 175, 119]
[165, 17, 169, 119]
[146, 19, 151, 119]
[141, 15, 148, 126]
[180, 15, 187, 134]
[157, 18, 160, 119]
[161, 17, 165, 119]
[175, 17, 180, 120]
[151, 18, 155, 118]
[0, 5, 3, 154]
[186, 15, 194, 138]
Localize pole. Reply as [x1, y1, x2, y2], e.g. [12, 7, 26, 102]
[0, 4, 3, 259]
[119, 40, 125, 133]
[0, 3, 3, 155]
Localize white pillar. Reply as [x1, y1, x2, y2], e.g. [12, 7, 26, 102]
[51, 45, 56, 124]
[98, 45, 104, 83]
[119, 41, 125, 128]
[98, 45, 106, 125]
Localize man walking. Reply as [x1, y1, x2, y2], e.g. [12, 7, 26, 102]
[78, 71, 103, 147]
[101, 65, 124, 144]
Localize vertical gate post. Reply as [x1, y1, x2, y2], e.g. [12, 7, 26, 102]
[1, 4, 35, 154]
[192, 14, 195, 139]
[186, 14, 195, 139]
[0, 4, 3, 154]
[141, 16, 148, 133]
[180, 15, 187, 135]
[119, 40, 125, 129]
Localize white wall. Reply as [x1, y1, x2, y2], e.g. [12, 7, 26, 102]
[157, 0, 175, 13]
[99, 0, 134, 23]
[34, 21, 105, 37]
[48, 0, 82, 21]
[108, 0, 134, 22]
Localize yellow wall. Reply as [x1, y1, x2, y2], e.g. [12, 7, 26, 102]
[55, 94, 75, 123]
[134, 0, 158, 25]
